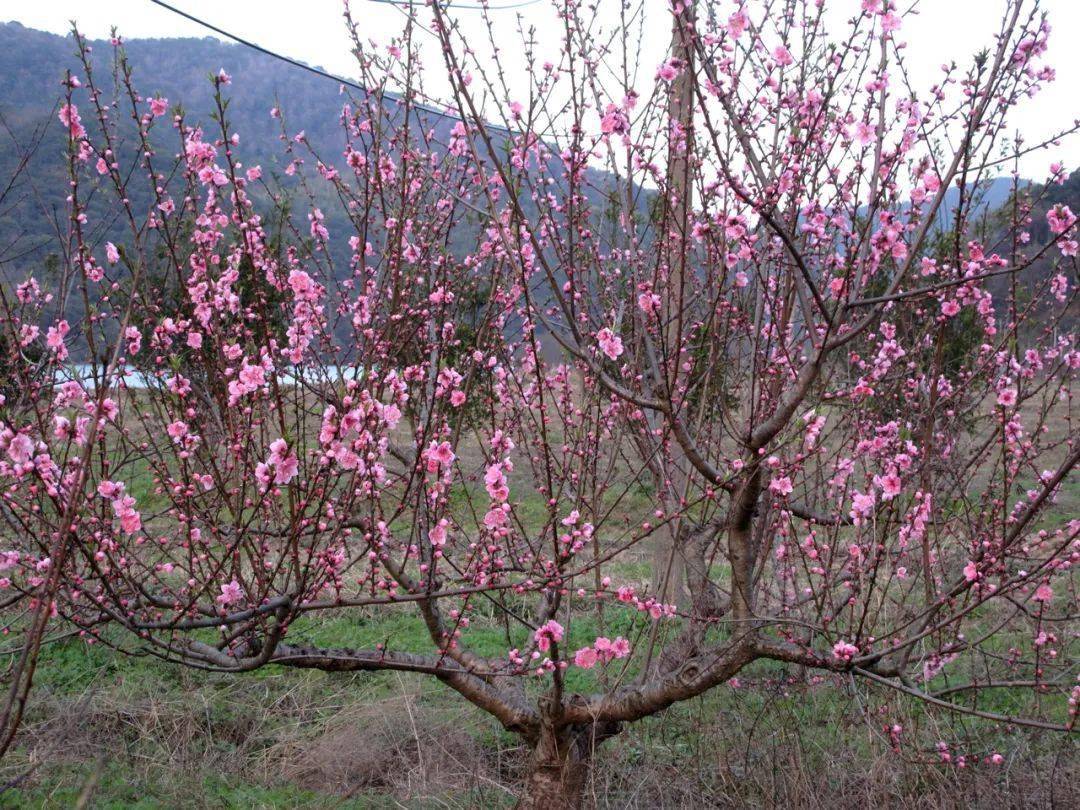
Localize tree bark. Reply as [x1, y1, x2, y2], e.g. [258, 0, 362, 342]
[650, 0, 697, 611]
[516, 721, 619, 810]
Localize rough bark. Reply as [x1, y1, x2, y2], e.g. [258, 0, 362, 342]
[517, 721, 620, 810]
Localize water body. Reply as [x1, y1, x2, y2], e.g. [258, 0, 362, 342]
[55, 363, 364, 390]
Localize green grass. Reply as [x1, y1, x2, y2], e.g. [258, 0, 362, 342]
[2, 402, 1076, 806]
[2, 603, 1075, 808]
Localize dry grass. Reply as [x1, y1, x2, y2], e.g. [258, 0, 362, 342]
[0, 385, 1074, 807]
[1, 648, 1076, 807]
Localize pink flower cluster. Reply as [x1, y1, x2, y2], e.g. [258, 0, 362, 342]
[98, 480, 142, 535]
[596, 327, 624, 361]
[255, 438, 299, 490]
[832, 640, 859, 662]
[533, 619, 564, 652]
[573, 636, 631, 669]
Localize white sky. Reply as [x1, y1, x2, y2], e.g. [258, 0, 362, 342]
[4, 0, 1078, 176]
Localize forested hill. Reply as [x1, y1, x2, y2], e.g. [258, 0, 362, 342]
[0, 22, 1074, 312]
[0, 20, 359, 160]
[0, 22, 623, 289]
[0, 21, 389, 275]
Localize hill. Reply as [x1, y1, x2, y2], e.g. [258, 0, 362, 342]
[0, 22, 1073, 334]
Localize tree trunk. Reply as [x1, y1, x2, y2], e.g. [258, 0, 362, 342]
[516, 722, 618, 810]
[650, 0, 697, 612]
[648, 447, 690, 609]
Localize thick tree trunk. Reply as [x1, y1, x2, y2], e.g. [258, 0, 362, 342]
[516, 722, 619, 810]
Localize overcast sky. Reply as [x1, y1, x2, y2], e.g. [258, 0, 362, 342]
[5, 0, 1078, 176]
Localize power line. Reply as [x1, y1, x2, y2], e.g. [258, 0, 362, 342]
[368, 0, 540, 9]
[144, 0, 511, 133]
[147, 0, 365, 91]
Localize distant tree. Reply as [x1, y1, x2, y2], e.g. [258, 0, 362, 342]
[0, 3, 1077, 806]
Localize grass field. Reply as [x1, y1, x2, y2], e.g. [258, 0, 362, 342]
[0, 398, 1076, 808]
[0, 568, 1076, 808]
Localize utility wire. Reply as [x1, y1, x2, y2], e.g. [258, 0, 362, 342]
[147, 0, 365, 91]
[369, 0, 540, 8]
[145, 0, 511, 133]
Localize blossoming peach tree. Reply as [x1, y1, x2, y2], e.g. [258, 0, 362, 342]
[0, 0, 1077, 805]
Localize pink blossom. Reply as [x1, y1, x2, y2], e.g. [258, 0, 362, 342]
[166, 421, 189, 441]
[265, 438, 299, 485]
[637, 292, 661, 314]
[274, 453, 298, 485]
[773, 46, 794, 67]
[111, 494, 141, 534]
[727, 11, 749, 38]
[596, 327, 624, 361]
[433, 441, 455, 465]
[46, 321, 70, 359]
[425, 440, 456, 472]
[574, 646, 598, 669]
[832, 641, 859, 661]
[117, 504, 142, 534]
[1046, 204, 1075, 235]
[288, 269, 315, 298]
[255, 462, 272, 488]
[849, 491, 876, 525]
[656, 59, 681, 83]
[97, 480, 124, 499]
[430, 520, 448, 547]
[769, 476, 793, 497]
[6, 434, 33, 465]
[270, 439, 287, 464]
[1051, 273, 1069, 302]
[854, 121, 876, 146]
[485, 464, 509, 502]
[878, 473, 901, 500]
[58, 103, 85, 139]
[149, 97, 169, 117]
[52, 416, 71, 440]
[125, 326, 141, 354]
[217, 580, 244, 606]
[533, 619, 564, 652]
[483, 507, 508, 529]
[600, 104, 628, 135]
[309, 208, 329, 241]
[229, 361, 267, 404]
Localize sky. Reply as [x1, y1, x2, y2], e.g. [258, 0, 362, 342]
[4, 0, 1078, 176]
